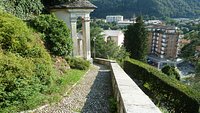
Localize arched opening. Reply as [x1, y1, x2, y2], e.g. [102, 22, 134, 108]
[77, 17, 83, 57]
[50, 8, 95, 61]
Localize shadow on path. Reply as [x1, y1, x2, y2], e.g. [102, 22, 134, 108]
[81, 63, 112, 113]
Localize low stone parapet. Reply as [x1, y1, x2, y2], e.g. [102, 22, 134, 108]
[94, 58, 161, 113]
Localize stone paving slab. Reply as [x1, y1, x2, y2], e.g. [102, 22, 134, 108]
[34, 64, 112, 113]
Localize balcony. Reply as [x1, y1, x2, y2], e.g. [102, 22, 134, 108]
[163, 35, 166, 38]
[162, 39, 167, 43]
[156, 41, 158, 44]
[162, 43, 167, 47]
[156, 44, 158, 48]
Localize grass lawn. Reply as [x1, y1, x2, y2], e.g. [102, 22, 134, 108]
[21, 69, 88, 112]
[45, 69, 88, 104]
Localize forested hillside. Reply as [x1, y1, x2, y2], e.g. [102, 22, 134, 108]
[90, 0, 200, 18]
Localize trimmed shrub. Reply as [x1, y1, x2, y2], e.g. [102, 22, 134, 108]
[0, 11, 56, 112]
[65, 57, 90, 70]
[161, 65, 180, 80]
[0, 53, 47, 111]
[124, 59, 200, 113]
[0, 11, 32, 55]
[29, 14, 73, 56]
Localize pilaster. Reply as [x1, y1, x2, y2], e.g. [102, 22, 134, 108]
[70, 17, 78, 56]
[82, 15, 91, 60]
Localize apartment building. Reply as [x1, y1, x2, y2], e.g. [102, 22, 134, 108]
[147, 25, 180, 59]
[106, 15, 123, 23]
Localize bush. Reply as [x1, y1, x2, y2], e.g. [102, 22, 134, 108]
[0, 0, 43, 20]
[29, 14, 73, 56]
[161, 65, 180, 80]
[124, 59, 200, 113]
[0, 11, 56, 112]
[0, 53, 48, 111]
[65, 57, 90, 70]
[0, 11, 32, 55]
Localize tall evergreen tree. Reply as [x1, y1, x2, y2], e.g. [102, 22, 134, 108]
[124, 16, 147, 61]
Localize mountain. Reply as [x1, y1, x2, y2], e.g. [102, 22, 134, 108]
[90, 0, 200, 18]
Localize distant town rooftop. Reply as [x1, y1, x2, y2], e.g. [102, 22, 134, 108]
[50, 0, 96, 9]
[146, 25, 178, 30]
[106, 15, 123, 17]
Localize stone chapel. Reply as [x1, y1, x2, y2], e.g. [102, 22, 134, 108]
[50, 0, 96, 61]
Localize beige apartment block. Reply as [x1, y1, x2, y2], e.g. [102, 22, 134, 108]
[147, 25, 180, 59]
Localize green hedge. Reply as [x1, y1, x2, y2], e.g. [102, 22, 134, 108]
[65, 57, 90, 70]
[124, 59, 200, 113]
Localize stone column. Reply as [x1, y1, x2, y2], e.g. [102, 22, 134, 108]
[70, 17, 78, 56]
[82, 15, 91, 60]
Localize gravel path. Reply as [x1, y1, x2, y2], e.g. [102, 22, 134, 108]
[35, 63, 112, 113]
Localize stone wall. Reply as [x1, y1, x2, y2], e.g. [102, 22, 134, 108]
[94, 58, 162, 113]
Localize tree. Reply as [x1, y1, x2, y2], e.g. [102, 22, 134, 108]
[1, 0, 43, 20]
[90, 26, 129, 61]
[90, 0, 200, 18]
[180, 39, 200, 60]
[124, 16, 148, 62]
[29, 14, 73, 56]
[161, 65, 180, 80]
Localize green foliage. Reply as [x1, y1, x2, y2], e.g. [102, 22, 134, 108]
[29, 14, 73, 56]
[0, 52, 53, 112]
[0, 11, 88, 112]
[191, 82, 200, 92]
[65, 57, 90, 70]
[91, 19, 120, 30]
[124, 16, 147, 62]
[0, 11, 31, 55]
[109, 97, 117, 113]
[0, 1, 4, 10]
[124, 59, 200, 113]
[91, 0, 200, 18]
[42, 0, 76, 7]
[184, 30, 200, 40]
[90, 27, 129, 61]
[0, 0, 43, 19]
[0, 11, 56, 112]
[48, 69, 87, 101]
[0, 11, 51, 58]
[180, 39, 200, 60]
[161, 65, 180, 80]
